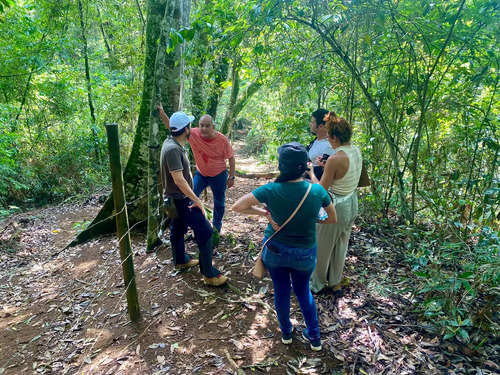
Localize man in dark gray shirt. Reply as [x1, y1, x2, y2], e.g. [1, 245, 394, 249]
[160, 111, 228, 286]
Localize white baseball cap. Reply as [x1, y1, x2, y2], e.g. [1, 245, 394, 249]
[170, 111, 195, 132]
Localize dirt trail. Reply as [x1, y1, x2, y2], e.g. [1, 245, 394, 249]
[0, 150, 495, 374]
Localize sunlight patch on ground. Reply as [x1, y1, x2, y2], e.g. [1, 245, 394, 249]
[70, 260, 98, 279]
[249, 310, 272, 362]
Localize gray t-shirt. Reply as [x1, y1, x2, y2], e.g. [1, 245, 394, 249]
[160, 137, 193, 200]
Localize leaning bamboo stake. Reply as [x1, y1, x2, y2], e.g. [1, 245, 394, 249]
[106, 123, 141, 321]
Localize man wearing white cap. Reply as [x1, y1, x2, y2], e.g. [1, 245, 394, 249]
[159, 110, 228, 286]
[158, 105, 235, 235]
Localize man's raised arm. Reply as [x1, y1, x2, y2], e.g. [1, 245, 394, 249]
[156, 103, 170, 130]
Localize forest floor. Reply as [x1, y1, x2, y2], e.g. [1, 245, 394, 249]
[0, 144, 498, 375]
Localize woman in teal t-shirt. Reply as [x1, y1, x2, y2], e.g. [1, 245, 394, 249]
[232, 142, 336, 351]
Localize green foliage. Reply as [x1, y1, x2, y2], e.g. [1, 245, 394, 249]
[409, 234, 499, 345]
[0, 0, 14, 20]
[0, 0, 143, 208]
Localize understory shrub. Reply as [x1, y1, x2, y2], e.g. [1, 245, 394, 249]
[408, 226, 499, 347]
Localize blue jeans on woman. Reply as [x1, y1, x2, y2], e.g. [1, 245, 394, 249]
[193, 169, 228, 233]
[262, 238, 320, 340]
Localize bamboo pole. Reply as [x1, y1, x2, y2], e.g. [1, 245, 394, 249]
[106, 123, 141, 321]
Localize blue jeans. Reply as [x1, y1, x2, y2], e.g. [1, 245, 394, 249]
[262, 238, 320, 340]
[170, 197, 220, 278]
[193, 170, 228, 232]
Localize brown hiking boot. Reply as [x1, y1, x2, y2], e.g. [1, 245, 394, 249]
[203, 274, 228, 286]
[175, 259, 199, 270]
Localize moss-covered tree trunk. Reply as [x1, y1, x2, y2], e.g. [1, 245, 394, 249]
[70, 0, 187, 247]
[205, 56, 229, 120]
[146, 0, 178, 251]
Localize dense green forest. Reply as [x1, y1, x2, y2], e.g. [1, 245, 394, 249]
[1, 0, 498, 351]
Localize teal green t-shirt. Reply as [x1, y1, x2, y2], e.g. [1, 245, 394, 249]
[252, 181, 331, 248]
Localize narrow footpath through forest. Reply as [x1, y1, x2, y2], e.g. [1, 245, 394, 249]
[0, 147, 497, 375]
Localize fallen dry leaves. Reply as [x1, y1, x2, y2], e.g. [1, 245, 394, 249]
[0, 162, 498, 374]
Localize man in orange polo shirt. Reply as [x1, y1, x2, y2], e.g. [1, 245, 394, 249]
[189, 114, 236, 234]
[158, 105, 235, 234]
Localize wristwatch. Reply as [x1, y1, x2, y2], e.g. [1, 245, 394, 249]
[229, 175, 235, 180]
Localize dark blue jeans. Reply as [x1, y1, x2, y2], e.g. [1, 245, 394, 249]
[262, 238, 320, 340]
[170, 197, 220, 278]
[193, 169, 228, 232]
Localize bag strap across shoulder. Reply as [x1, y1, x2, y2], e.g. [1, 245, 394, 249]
[261, 183, 312, 251]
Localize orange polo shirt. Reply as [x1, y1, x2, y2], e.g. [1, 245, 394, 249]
[189, 128, 234, 177]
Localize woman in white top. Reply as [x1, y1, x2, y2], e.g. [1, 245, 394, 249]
[308, 112, 362, 295]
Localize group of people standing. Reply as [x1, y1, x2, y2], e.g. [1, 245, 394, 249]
[157, 105, 363, 351]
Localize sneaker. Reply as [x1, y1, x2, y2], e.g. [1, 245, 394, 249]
[175, 259, 199, 270]
[203, 274, 228, 286]
[302, 328, 322, 351]
[281, 329, 293, 344]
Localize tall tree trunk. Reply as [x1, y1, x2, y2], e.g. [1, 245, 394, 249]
[161, 0, 183, 113]
[13, 32, 47, 130]
[146, 0, 177, 251]
[178, 0, 191, 110]
[191, 0, 210, 124]
[219, 63, 240, 135]
[78, 0, 99, 162]
[70, 0, 187, 246]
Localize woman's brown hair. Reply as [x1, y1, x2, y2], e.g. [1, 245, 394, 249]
[324, 111, 352, 144]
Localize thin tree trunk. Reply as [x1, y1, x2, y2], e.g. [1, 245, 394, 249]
[220, 63, 240, 135]
[13, 34, 47, 131]
[410, 0, 466, 224]
[96, 6, 112, 57]
[191, 61, 205, 125]
[106, 123, 141, 321]
[206, 57, 229, 120]
[134, 0, 146, 42]
[191, 29, 207, 124]
[78, 0, 99, 162]
[220, 65, 262, 136]
[13, 66, 34, 130]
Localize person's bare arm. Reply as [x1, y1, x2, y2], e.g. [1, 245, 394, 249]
[227, 156, 236, 188]
[318, 156, 337, 190]
[171, 170, 205, 215]
[156, 103, 170, 130]
[232, 193, 279, 230]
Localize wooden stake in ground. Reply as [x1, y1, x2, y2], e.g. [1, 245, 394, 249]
[106, 123, 141, 321]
